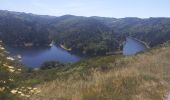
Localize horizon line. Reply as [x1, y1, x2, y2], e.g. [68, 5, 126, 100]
[1, 9, 170, 19]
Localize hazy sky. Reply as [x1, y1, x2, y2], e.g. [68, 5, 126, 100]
[0, 0, 169, 18]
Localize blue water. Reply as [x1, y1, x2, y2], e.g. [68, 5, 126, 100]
[5, 45, 81, 68]
[5, 37, 146, 67]
[123, 37, 147, 56]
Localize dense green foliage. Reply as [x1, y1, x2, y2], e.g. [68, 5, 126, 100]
[50, 16, 120, 55]
[0, 10, 53, 46]
[40, 61, 64, 70]
[0, 10, 170, 55]
[95, 17, 170, 46]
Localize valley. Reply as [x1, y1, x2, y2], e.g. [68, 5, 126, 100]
[0, 10, 170, 100]
[0, 10, 170, 57]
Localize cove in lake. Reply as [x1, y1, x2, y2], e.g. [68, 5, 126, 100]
[123, 37, 147, 56]
[5, 37, 147, 68]
[5, 45, 82, 68]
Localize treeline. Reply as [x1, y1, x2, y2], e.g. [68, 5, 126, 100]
[0, 10, 170, 55]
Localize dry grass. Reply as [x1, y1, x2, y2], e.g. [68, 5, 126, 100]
[29, 46, 170, 100]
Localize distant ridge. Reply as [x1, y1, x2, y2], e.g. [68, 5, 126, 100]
[0, 10, 170, 55]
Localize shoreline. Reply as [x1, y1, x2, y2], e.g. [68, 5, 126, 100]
[60, 44, 72, 51]
[128, 36, 150, 48]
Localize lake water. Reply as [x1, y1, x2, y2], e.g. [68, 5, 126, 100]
[5, 45, 81, 68]
[123, 37, 147, 56]
[5, 37, 147, 68]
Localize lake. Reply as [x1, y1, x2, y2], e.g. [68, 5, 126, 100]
[123, 37, 147, 56]
[5, 45, 82, 68]
[5, 37, 147, 68]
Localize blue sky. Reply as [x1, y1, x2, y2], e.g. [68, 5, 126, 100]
[0, 0, 169, 18]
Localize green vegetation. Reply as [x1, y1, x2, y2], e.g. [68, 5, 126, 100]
[1, 10, 170, 100]
[26, 44, 170, 100]
[98, 17, 170, 47]
[50, 16, 120, 55]
[1, 10, 170, 56]
[0, 43, 41, 100]
[1, 37, 170, 100]
[0, 10, 53, 47]
[40, 61, 64, 70]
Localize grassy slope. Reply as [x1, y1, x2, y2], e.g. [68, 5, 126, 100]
[28, 45, 170, 100]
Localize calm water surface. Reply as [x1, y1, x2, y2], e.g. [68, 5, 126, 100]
[123, 37, 147, 56]
[5, 37, 147, 68]
[5, 45, 81, 68]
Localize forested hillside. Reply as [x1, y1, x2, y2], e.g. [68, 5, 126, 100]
[49, 15, 120, 55]
[95, 17, 170, 46]
[0, 10, 54, 47]
[0, 10, 170, 55]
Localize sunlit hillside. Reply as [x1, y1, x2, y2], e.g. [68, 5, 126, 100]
[27, 44, 170, 100]
[1, 0, 170, 100]
[1, 39, 170, 100]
